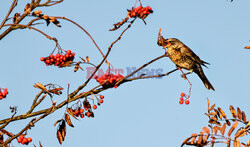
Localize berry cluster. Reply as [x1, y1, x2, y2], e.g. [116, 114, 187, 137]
[128, 6, 153, 19]
[40, 50, 75, 66]
[94, 74, 124, 88]
[179, 92, 190, 105]
[0, 88, 8, 100]
[69, 95, 104, 118]
[17, 135, 32, 145]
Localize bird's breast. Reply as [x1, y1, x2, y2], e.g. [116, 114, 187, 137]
[167, 48, 194, 70]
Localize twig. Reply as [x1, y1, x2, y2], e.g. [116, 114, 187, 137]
[0, 0, 18, 29]
[3, 24, 58, 43]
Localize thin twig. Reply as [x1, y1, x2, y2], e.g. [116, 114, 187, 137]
[0, 0, 18, 29]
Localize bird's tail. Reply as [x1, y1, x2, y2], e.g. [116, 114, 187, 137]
[195, 66, 215, 91]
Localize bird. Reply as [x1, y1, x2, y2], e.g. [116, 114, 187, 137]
[162, 38, 215, 91]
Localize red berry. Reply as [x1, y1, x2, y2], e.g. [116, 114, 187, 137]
[180, 92, 185, 97]
[45, 59, 50, 64]
[17, 138, 22, 143]
[27, 137, 32, 142]
[66, 50, 71, 54]
[80, 114, 84, 118]
[179, 97, 184, 101]
[40, 57, 45, 61]
[21, 138, 28, 144]
[75, 110, 79, 115]
[86, 112, 91, 117]
[99, 99, 104, 103]
[93, 105, 97, 110]
[185, 100, 190, 105]
[80, 109, 84, 114]
[19, 135, 24, 140]
[179, 100, 184, 104]
[49, 54, 54, 59]
[100, 95, 104, 99]
[84, 107, 88, 111]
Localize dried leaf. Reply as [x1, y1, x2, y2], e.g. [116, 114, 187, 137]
[213, 126, 220, 135]
[237, 107, 242, 120]
[191, 136, 197, 144]
[242, 111, 247, 122]
[245, 120, 250, 130]
[67, 108, 78, 120]
[86, 56, 90, 62]
[207, 98, 210, 111]
[226, 120, 231, 126]
[244, 46, 250, 49]
[65, 114, 74, 127]
[56, 129, 63, 144]
[54, 119, 62, 127]
[197, 133, 203, 145]
[228, 121, 238, 137]
[209, 112, 217, 116]
[60, 120, 66, 141]
[34, 82, 49, 93]
[57, 120, 66, 144]
[203, 134, 210, 144]
[221, 123, 227, 135]
[49, 88, 63, 95]
[214, 109, 222, 120]
[209, 104, 216, 112]
[233, 138, 240, 147]
[59, 60, 73, 67]
[229, 105, 237, 118]
[181, 137, 191, 147]
[202, 126, 210, 134]
[234, 129, 247, 138]
[218, 107, 227, 119]
[210, 116, 218, 122]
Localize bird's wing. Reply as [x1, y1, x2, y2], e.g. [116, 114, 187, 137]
[180, 44, 209, 67]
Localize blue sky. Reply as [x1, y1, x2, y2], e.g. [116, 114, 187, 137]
[0, 0, 250, 146]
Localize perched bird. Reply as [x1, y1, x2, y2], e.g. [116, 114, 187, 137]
[162, 38, 215, 91]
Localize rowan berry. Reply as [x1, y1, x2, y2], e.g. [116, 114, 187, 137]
[185, 100, 190, 105]
[99, 99, 104, 103]
[179, 100, 184, 104]
[93, 105, 97, 110]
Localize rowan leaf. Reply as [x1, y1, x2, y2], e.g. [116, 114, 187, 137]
[242, 111, 247, 122]
[202, 126, 210, 134]
[65, 114, 74, 127]
[234, 129, 246, 138]
[229, 105, 237, 118]
[228, 121, 238, 137]
[67, 108, 78, 120]
[197, 133, 203, 145]
[181, 137, 191, 147]
[214, 109, 222, 120]
[221, 123, 227, 135]
[54, 119, 62, 127]
[233, 138, 240, 147]
[209, 104, 215, 112]
[226, 120, 231, 126]
[218, 107, 227, 119]
[237, 107, 242, 120]
[207, 98, 210, 111]
[56, 130, 63, 144]
[203, 134, 210, 144]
